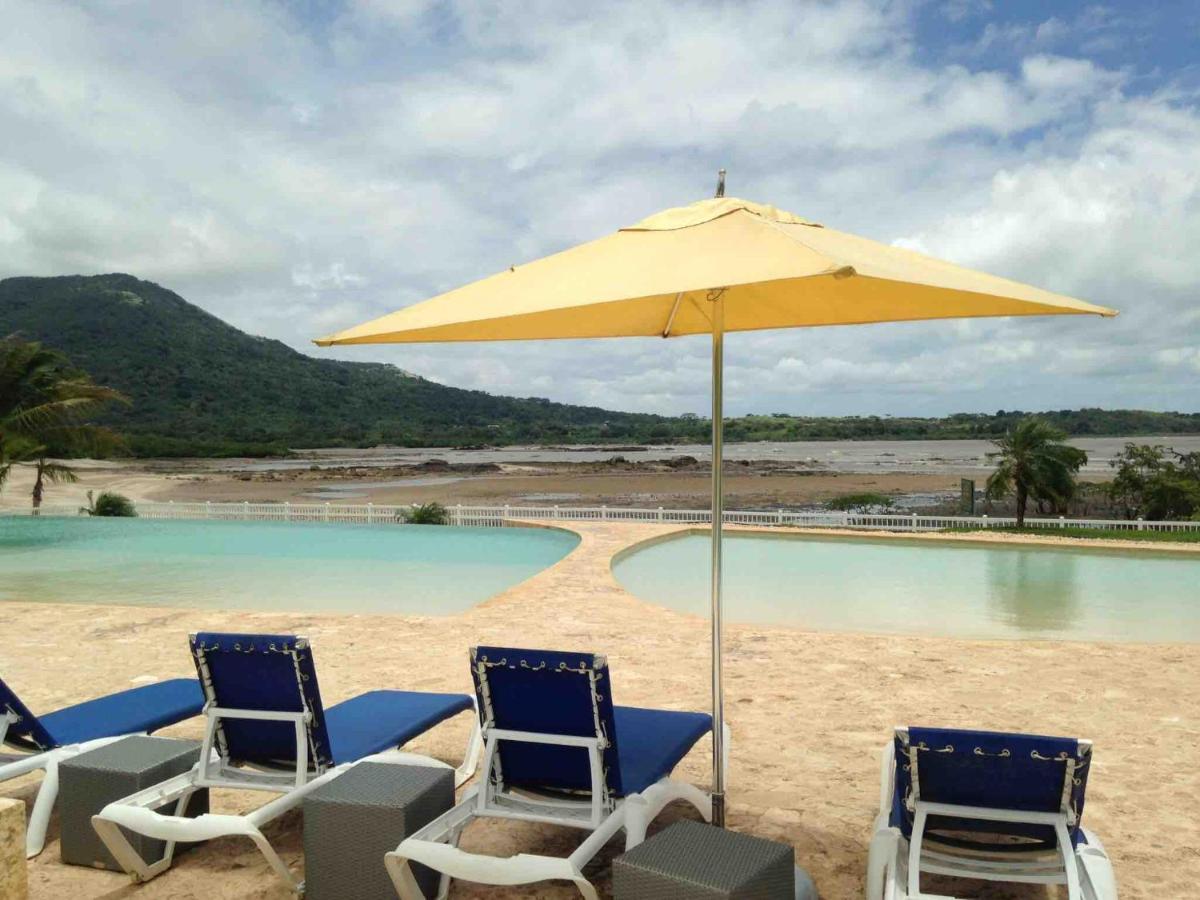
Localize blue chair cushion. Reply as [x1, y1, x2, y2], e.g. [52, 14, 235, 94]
[33, 679, 204, 749]
[325, 690, 473, 765]
[612, 706, 712, 796]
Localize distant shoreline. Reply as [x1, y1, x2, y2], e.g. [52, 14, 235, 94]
[7, 434, 1199, 517]
[76, 432, 1200, 473]
[103, 426, 1200, 460]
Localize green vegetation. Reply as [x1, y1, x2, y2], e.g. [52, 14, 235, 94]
[81, 490, 137, 517]
[985, 418, 1087, 527]
[0, 336, 126, 505]
[401, 502, 449, 525]
[945, 525, 1200, 543]
[1, 275, 1198, 457]
[825, 492, 893, 511]
[1107, 443, 1200, 521]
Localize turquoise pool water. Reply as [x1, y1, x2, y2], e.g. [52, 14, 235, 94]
[0, 517, 579, 614]
[612, 532, 1200, 641]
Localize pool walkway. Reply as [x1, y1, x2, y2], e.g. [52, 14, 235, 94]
[2, 520, 1198, 899]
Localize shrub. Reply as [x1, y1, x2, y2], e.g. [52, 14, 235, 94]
[83, 490, 137, 517]
[401, 502, 449, 525]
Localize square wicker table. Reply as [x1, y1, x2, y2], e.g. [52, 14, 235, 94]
[614, 820, 805, 899]
[303, 762, 454, 900]
[58, 735, 208, 871]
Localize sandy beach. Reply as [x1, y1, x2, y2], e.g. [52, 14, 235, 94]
[3, 520, 1198, 899]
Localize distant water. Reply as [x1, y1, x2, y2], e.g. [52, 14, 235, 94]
[198, 435, 1200, 475]
[613, 531, 1200, 642]
[0, 517, 579, 614]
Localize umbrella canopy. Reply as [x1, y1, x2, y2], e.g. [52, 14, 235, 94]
[315, 197, 1114, 347]
[315, 194, 1116, 828]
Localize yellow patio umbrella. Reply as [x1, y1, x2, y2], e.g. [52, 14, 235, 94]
[315, 183, 1116, 826]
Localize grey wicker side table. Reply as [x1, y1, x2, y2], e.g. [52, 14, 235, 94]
[58, 735, 208, 871]
[303, 762, 454, 900]
[614, 820, 815, 900]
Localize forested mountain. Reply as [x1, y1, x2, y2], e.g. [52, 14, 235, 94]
[1, 274, 1196, 457]
[0, 274, 667, 455]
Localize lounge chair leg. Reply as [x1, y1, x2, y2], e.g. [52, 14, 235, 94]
[248, 826, 302, 893]
[1056, 821, 1083, 900]
[624, 795, 650, 849]
[865, 818, 896, 900]
[570, 873, 601, 900]
[386, 853, 457, 900]
[91, 813, 174, 883]
[1075, 829, 1116, 900]
[387, 855, 428, 900]
[25, 755, 58, 858]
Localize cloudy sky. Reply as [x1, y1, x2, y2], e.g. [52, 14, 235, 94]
[2, 0, 1197, 417]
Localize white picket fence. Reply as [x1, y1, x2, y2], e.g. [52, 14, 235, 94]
[6, 500, 1198, 533]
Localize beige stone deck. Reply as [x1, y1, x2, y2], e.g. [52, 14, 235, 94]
[2, 521, 1197, 899]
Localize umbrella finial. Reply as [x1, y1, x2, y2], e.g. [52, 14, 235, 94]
[715, 168, 726, 198]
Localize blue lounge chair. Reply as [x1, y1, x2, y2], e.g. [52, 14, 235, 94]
[868, 726, 1117, 900]
[0, 672, 203, 857]
[92, 632, 480, 893]
[386, 646, 723, 900]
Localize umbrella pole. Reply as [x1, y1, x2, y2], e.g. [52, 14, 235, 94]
[710, 291, 726, 828]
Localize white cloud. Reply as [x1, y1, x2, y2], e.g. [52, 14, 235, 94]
[292, 263, 369, 292]
[0, 0, 1196, 417]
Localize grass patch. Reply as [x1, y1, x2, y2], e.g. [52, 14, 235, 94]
[944, 525, 1200, 543]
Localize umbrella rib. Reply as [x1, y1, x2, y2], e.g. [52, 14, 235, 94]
[759, 216, 847, 272]
[662, 292, 684, 338]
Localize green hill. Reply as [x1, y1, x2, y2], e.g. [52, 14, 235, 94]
[0, 274, 669, 455]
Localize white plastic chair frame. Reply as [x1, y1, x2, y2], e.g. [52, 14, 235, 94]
[0, 709, 142, 857]
[386, 709, 728, 899]
[91, 695, 482, 894]
[866, 728, 1117, 900]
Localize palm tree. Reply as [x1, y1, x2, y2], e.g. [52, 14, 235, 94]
[25, 420, 122, 511]
[0, 336, 127, 505]
[30, 456, 80, 512]
[986, 418, 1088, 527]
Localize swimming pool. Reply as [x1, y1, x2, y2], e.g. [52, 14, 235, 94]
[612, 531, 1200, 641]
[0, 517, 579, 614]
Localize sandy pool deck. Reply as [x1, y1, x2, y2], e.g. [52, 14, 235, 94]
[3, 521, 1198, 899]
